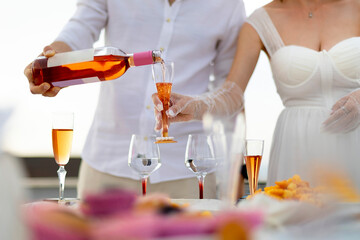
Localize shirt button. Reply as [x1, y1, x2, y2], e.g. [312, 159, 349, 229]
[166, 18, 171, 23]
[146, 105, 151, 110]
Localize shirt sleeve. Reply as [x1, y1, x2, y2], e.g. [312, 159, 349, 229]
[54, 0, 108, 50]
[212, 0, 246, 86]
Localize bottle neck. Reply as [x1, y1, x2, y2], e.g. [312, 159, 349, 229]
[128, 50, 163, 67]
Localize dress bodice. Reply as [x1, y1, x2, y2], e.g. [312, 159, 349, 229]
[247, 8, 360, 109]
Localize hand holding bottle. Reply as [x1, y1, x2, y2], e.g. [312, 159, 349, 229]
[152, 81, 244, 131]
[24, 42, 72, 97]
[28, 45, 162, 91]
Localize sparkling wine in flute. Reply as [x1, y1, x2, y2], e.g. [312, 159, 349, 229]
[153, 61, 176, 143]
[32, 47, 162, 88]
[245, 155, 262, 195]
[52, 129, 73, 166]
[156, 82, 172, 136]
[52, 112, 74, 202]
[244, 139, 264, 196]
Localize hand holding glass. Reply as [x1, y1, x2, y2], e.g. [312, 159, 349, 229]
[185, 134, 218, 199]
[52, 112, 74, 202]
[244, 139, 264, 195]
[152, 61, 176, 143]
[128, 135, 161, 195]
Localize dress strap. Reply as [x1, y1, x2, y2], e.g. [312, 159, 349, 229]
[246, 7, 284, 57]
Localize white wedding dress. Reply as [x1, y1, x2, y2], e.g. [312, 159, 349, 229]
[247, 8, 360, 189]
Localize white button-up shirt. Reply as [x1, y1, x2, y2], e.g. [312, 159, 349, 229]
[56, 0, 246, 183]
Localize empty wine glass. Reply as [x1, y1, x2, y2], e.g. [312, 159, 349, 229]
[128, 135, 161, 195]
[244, 139, 264, 195]
[52, 112, 74, 202]
[185, 134, 218, 199]
[152, 61, 176, 143]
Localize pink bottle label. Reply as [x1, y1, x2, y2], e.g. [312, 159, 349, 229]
[133, 51, 153, 66]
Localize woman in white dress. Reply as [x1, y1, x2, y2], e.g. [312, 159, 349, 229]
[153, 0, 360, 189]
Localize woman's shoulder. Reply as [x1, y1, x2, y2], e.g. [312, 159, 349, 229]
[262, 1, 286, 14]
[248, 1, 283, 18]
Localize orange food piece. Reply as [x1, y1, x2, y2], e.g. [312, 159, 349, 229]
[283, 190, 294, 199]
[247, 174, 323, 205]
[287, 182, 297, 190]
[275, 180, 289, 189]
[218, 221, 249, 240]
[268, 189, 284, 196]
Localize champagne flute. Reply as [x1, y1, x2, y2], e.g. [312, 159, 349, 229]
[244, 139, 264, 195]
[52, 112, 74, 202]
[185, 134, 218, 199]
[152, 61, 176, 143]
[128, 135, 161, 195]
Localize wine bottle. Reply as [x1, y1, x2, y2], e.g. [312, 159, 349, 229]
[32, 47, 163, 87]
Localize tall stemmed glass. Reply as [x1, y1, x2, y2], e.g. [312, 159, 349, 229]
[128, 135, 161, 195]
[52, 112, 74, 202]
[185, 134, 218, 199]
[244, 139, 264, 195]
[152, 61, 176, 143]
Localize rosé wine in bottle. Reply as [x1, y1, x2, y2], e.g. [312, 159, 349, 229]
[32, 47, 163, 88]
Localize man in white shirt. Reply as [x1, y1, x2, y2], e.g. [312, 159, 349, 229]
[25, 0, 246, 199]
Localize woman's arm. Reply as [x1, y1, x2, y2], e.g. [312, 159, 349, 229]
[152, 22, 264, 128]
[226, 22, 264, 93]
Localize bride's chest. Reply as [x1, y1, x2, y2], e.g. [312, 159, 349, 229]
[270, 37, 360, 88]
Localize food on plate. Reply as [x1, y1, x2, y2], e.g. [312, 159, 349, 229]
[134, 193, 187, 214]
[247, 174, 323, 205]
[315, 169, 360, 202]
[24, 189, 264, 240]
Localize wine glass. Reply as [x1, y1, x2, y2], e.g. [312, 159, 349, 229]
[185, 134, 218, 199]
[52, 112, 74, 202]
[244, 139, 264, 195]
[152, 61, 176, 143]
[128, 135, 161, 195]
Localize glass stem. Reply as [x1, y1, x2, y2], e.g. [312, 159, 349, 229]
[161, 109, 169, 137]
[197, 175, 206, 199]
[57, 166, 67, 200]
[142, 176, 148, 196]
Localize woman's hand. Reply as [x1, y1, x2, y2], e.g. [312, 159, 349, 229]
[322, 89, 360, 133]
[152, 93, 196, 131]
[152, 81, 244, 132]
[24, 45, 63, 97]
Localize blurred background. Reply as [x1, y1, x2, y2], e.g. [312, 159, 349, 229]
[0, 0, 281, 200]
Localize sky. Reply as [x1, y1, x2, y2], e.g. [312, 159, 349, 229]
[0, 0, 281, 181]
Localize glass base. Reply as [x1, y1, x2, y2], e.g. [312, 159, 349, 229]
[155, 136, 177, 144]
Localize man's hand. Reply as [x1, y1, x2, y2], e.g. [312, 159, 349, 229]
[24, 42, 71, 97]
